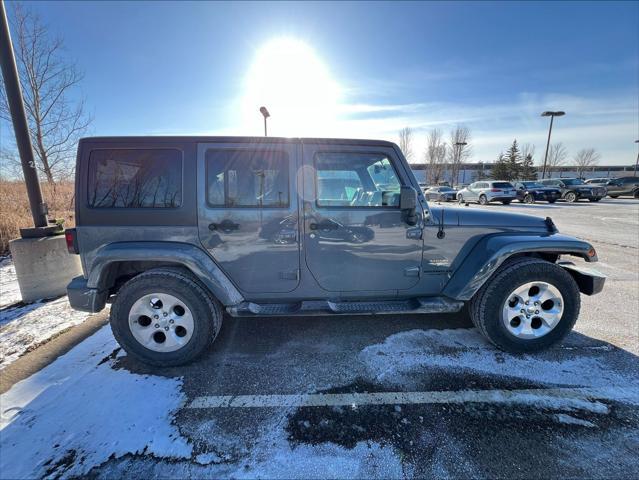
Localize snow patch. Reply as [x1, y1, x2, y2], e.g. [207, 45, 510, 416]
[0, 257, 21, 308]
[0, 296, 93, 369]
[0, 326, 192, 479]
[554, 414, 596, 428]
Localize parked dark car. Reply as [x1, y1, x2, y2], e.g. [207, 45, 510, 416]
[513, 181, 562, 204]
[586, 176, 639, 198]
[424, 185, 457, 202]
[65, 136, 605, 366]
[539, 178, 606, 202]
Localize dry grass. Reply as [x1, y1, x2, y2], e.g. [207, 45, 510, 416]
[0, 180, 75, 255]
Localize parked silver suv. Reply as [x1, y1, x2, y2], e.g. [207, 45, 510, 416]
[457, 181, 517, 205]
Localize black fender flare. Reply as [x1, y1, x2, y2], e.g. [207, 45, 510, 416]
[87, 241, 244, 306]
[442, 233, 597, 300]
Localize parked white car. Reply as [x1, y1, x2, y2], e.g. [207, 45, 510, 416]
[457, 181, 517, 205]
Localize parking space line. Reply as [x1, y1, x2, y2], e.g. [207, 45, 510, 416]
[187, 386, 639, 409]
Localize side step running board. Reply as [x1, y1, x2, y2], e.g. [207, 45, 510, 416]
[227, 297, 464, 317]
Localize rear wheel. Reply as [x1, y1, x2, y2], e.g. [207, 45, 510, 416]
[479, 194, 488, 205]
[502, 200, 512, 205]
[469, 257, 580, 353]
[564, 191, 577, 203]
[110, 268, 223, 366]
[523, 194, 534, 204]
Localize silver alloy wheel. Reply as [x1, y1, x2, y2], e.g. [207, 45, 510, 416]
[501, 281, 564, 339]
[479, 195, 488, 205]
[565, 192, 577, 202]
[128, 293, 195, 352]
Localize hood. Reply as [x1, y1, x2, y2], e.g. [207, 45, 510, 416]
[432, 206, 551, 230]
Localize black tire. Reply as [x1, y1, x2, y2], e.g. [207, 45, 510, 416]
[634, 190, 639, 199]
[479, 195, 488, 205]
[609, 195, 619, 199]
[523, 194, 534, 204]
[588, 198, 600, 202]
[469, 257, 580, 353]
[110, 268, 223, 366]
[548, 199, 557, 204]
[457, 194, 464, 204]
[502, 200, 512, 205]
[564, 191, 577, 202]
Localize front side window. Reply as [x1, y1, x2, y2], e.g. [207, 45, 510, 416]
[88, 149, 182, 208]
[315, 152, 401, 207]
[206, 149, 289, 207]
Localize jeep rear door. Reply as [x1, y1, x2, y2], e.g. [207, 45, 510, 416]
[197, 141, 301, 293]
[301, 142, 423, 293]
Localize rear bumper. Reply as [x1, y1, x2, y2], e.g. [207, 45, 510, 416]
[558, 262, 606, 296]
[67, 276, 108, 313]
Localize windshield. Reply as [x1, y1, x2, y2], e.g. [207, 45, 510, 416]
[562, 179, 585, 186]
[522, 182, 544, 188]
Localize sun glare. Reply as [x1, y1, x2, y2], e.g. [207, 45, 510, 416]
[241, 38, 341, 137]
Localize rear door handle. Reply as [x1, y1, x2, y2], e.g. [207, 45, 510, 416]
[309, 220, 339, 231]
[209, 220, 240, 232]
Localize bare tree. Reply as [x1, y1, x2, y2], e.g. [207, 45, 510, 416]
[446, 125, 471, 185]
[0, 4, 91, 183]
[398, 127, 414, 162]
[573, 148, 600, 178]
[545, 142, 568, 174]
[424, 128, 447, 184]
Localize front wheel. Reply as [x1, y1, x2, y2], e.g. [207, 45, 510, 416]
[110, 268, 223, 366]
[479, 195, 488, 205]
[457, 194, 464, 204]
[523, 194, 534, 204]
[564, 191, 578, 203]
[502, 200, 512, 205]
[469, 257, 580, 353]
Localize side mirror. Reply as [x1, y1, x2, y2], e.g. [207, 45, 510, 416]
[400, 186, 417, 226]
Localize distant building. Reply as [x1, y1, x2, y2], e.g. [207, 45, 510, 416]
[410, 162, 636, 186]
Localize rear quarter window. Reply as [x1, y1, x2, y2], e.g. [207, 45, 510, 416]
[88, 149, 182, 208]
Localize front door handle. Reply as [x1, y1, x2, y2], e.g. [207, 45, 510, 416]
[209, 220, 240, 232]
[309, 220, 339, 231]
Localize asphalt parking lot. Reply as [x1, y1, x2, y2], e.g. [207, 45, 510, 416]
[2, 198, 638, 478]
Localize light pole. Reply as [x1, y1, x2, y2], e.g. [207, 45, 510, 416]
[634, 140, 638, 177]
[540, 111, 565, 179]
[455, 141, 468, 185]
[259, 106, 270, 137]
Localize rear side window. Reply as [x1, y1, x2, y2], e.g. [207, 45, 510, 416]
[492, 182, 513, 188]
[88, 149, 182, 208]
[206, 149, 289, 207]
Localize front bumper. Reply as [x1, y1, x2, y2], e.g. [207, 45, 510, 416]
[67, 276, 108, 313]
[558, 262, 606, 296]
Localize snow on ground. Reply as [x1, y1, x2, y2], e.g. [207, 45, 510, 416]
[0, 326, 191, 479]
[0, 257, 94, 370]
[0, 257, 21, 308]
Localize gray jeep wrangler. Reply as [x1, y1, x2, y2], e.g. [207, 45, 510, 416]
[66, 136, 605, 366]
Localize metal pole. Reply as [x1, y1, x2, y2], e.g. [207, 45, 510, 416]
[0, 0, 48, 228]
[541, 115, 554, 180]
[263, 116, 267, 137]
[634, 140, 638, 177]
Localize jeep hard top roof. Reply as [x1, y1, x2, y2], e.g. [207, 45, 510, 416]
[79, 136, 398, 148]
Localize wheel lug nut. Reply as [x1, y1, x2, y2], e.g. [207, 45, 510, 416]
[154, 324, 159, 328]
[154, 315, 159, 319]
[164, 327, 169, 331]
[535, 310, 539, 314]
[169, 319, 174, 324]
[520, 309, 525, 313]
[163, 312, 168, 317]
[525, 301, 529, 305]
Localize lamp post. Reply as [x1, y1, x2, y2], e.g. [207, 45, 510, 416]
[634, 140, 638, 177]
[455, 141, 468, 185]
[259, 106, 270, 137]
[540, 111, 565, 179]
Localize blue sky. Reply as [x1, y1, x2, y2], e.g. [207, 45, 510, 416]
[4, 0, 639, 165]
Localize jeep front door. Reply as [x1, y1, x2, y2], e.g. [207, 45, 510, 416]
[197, 142, 300, 293]
[302, 144, 423, 293]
